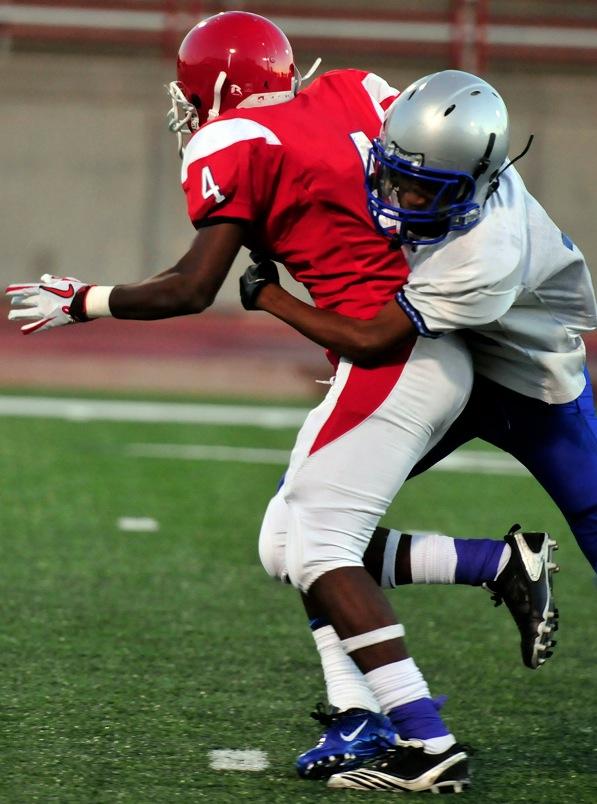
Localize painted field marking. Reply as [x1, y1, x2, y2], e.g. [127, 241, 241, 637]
[0, 396, 308, 429]
[117, 517, 159, 532]
[125, 442, 528, 476]
[434, 450, 528, 475]
[208, 749, 269, 772]
[0, 395, 528, 475]
[126, 443, 291, 465]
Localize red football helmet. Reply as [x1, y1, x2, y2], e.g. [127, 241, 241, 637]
[167, 11, 299, 155]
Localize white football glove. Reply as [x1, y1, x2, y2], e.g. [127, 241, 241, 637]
[5, 273, 92, 334]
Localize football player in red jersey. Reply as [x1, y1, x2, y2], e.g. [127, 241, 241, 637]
[6, 12, 554, 792]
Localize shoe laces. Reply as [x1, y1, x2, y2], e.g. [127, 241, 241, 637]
[309, 702, 339, 727]
[309, 702, 374, 728]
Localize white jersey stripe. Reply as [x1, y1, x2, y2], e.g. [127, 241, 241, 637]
[181, 119, 281, 183]
[361, 73, 398, 121]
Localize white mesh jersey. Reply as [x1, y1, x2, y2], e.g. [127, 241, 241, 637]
[399, 167, 597, 403]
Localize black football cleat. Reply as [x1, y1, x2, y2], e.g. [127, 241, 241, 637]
[327, 740, 470, 793]
[485, 525, 559, 669]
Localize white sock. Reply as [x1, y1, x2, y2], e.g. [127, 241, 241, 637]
[365, 658, 456, 753]
[312, 625, 380, 713]
[422, 735, 457, 754]
[410, 532, 457, 584]
[365, 658, 431, 712]
[379, 530, 458, 588]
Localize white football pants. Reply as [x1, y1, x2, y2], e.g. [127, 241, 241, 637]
[259, 334, 473, 592]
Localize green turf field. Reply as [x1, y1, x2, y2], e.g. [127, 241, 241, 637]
[0, 392, 596, 803]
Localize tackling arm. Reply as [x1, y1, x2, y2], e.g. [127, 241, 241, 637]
[254, 282, 416, 364]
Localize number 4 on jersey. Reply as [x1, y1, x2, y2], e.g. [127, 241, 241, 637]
[201, 166, 226, 204]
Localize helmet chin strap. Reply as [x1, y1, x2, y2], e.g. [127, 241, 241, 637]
[487, 134, 534, 199]
[292, 57, 322, 94]
[302, 57, 322, 82]
[207, 71, 228, 121]
[473, 133, 496, 180]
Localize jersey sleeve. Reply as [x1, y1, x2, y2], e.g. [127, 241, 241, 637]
[361, 72, 400, 114]
[180, 118, 283, 227]
[399, 222, 522, 336]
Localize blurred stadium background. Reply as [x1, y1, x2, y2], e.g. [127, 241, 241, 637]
[1, 0, 597, 396]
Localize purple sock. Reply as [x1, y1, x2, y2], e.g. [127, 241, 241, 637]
[454, 538, 505, 585]
[388, 698, 450, 740]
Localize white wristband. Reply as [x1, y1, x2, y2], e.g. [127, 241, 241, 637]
[85, 285, 114, 318]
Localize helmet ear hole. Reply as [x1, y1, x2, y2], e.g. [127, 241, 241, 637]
[191, 94, 202, 111]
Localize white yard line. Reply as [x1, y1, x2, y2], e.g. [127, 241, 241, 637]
[125, 443, 528, 476]
[433, 451, 528, 475]
[0, 394, 527, 475]
[0, 395, 308, 429]
[126, 443, 292, 465]
[208, 749, 269, 772]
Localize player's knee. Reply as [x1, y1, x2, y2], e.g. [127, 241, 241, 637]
[258, 526, 289, 581]
[283, 503, 364, 592]
[258, 493, 290, 581]
[286, 551, 363, 593]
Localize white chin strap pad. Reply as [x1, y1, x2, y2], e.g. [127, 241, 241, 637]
[207, 71, 228, 122]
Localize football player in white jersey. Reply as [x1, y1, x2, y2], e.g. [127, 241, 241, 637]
[241, 69, 597, 791]
[6, 23, 559, 792]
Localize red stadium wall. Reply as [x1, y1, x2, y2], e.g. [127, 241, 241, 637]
[1, 308, 596, 401]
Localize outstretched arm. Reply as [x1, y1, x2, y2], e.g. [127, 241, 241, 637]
[253, 281, 416, 364]
[108, 223, 244, 319]
[7, 222, 245, 333]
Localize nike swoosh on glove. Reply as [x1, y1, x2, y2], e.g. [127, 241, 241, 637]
[5, 273, 93, 334]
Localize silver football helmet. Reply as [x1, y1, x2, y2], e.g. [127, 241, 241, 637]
[367, 70, 511, 245]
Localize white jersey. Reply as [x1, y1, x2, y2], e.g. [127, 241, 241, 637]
[399, 167, 597, 403]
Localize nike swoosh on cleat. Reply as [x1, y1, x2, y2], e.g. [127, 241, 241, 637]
[515, 534, 546, 582]
[340, 720, 368, 742]
[41, 283, 75, 299]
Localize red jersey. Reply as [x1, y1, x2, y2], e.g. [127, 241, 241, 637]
[181, 69, 407, 319]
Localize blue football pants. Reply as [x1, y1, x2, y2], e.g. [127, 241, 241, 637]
[410, 369, 597, 572]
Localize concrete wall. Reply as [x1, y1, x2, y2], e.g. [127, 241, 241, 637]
[2, 50, 596, 306]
